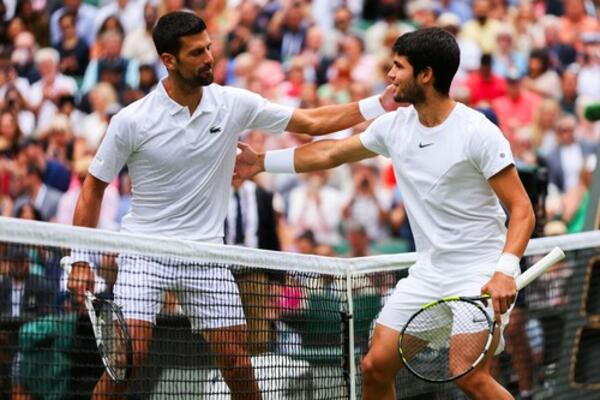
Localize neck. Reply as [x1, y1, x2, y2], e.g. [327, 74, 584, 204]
[163, 75, 203, 114]
[414, 94, 456, 127]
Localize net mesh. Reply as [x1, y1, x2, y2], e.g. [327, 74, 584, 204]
[1, 216, 600, 399]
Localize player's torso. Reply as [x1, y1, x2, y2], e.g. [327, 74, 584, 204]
[122, 86, 243, 241]
[387, 106, 506, 268]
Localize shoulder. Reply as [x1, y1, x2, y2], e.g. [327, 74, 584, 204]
[455, 104, 501, 139]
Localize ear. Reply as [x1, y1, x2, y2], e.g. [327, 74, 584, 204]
[160, 53, 177, 71]
[418, 66, 434, 85]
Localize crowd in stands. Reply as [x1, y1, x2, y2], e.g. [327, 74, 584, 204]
[0, 0, 599, 397]
[0, 0, 598, 253]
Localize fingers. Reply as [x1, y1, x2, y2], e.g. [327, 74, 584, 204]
[67, 262, 95, 303]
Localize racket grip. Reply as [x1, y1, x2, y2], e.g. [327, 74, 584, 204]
[516, 247, 565, 290]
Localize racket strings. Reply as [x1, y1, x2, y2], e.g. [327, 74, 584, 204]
[401, 301, 491, 381]
[97, 303, 129, 381]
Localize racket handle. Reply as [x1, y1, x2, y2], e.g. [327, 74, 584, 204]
[516, 247, 565, 290]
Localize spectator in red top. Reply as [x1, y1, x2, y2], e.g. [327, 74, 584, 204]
[492, 68, 542, 142]
[465, 53, 507, 107]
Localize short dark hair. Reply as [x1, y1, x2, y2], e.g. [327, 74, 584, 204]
[152, 11, 207, 57]
[392, 28, 460, 95]
[529, 48, 550, 73]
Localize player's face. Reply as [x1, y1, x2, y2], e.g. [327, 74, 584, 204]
[172, 31, 214, 88]
[387, 55, 425, 104]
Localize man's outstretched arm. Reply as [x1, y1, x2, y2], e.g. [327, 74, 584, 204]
[285, 85, 398, 135]
[235, 135, 377, 179]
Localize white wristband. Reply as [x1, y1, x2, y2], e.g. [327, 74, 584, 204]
[496, 253, 520, 276]
[358, 95, 386, 120]
[264, 148, 296, 174]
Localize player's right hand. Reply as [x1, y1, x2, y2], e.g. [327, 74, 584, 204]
[234, 142, 263, 180]
[67, 261, 95, 304]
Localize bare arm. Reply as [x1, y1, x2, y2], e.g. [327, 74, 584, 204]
[482, 165, 535, 317]
[285, 85, 397, 136]
[73, 174, 109, 228]
[489, 165, 535, 258]
[67, 173, 109, 301]
[236, 135, 378, 179]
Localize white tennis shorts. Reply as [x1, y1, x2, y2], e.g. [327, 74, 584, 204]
[114, 255, 246, 331]
[377, 262, 518, 353]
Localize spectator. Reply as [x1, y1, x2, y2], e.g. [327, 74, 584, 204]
[94, 0, 144, 38]
[79, 82, 118, 152]
[27, 47, 78, 133]
[531, 98, 561, 157]
[17, 139, 71, 193]
[438, 12, 482, 79]
[364, 1, 412, 57]
[266, 1, 308, 62]
[0, 110, 21, 158]
[492, 68, 542, 141]
[49, 0, 97, 47]
[342, 219, 373, 257]
[122, 2, 160, 69]
[541, 16, 577, 72]
[53, 11, 89, 78]
[14, 201, 41, 221]
[558, 0, 599, 50]
[11, 31, 39, 84]
[3, 84, 35, 138]
[342, 162, 391, 242]
[80, 29, 139, 96]
[465, 53, 507, 107]
[460, 0, 503, 54]
[56, 156, 119, 230]
[13, 162, 62, 221]
[492, 24, 528, 79]
[14, 0, 49, 48]
[288, 170, 344, 246]
[576, 33, 600, 100]
[522, 48, 562, 100]
[559, 64, 580, 114]
[546, 114, 597, 193]
[0, 246, 55, 399]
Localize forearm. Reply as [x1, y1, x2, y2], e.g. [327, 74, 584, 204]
[73, 176, 106, 228]
[291, 96, 385, 135]
[261, 140, 350, 174]
[503, 204, 535, 258]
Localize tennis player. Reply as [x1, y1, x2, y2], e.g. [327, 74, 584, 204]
[66, 11, 395, 400]
[235, 28, 535, 399]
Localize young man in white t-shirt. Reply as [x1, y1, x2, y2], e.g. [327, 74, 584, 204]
[236, 28, 535, 399]
[66, 11, 395, 400]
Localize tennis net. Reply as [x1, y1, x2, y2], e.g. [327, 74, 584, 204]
[0, 216, 599, 399]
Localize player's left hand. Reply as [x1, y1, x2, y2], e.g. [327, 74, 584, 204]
[481, 272, 517, 320]
[234, 142, 263, 181]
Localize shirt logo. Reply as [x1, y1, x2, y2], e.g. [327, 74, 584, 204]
[209, 126, 222, 134]
[418, 142, 434, 148]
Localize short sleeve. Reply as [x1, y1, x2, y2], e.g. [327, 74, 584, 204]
[89, 112, 133, 183]
[469, 119, 514, 179]
[234, 89, 294, 134]
[359, 113, 394, 158]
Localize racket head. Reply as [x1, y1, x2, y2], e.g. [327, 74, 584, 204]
[84, 291, 133, 383]
[398, 296, 495, 383]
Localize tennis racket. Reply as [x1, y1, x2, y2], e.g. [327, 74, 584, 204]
[398, 247, 565, 383]
[84, 290, 133, 383]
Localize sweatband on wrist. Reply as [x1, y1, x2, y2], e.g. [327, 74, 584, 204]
[264, 148, 296, 174]
[496, 253, 520, 276]
[358, 95, 386, 120]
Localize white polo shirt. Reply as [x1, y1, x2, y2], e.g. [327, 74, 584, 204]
[90, 81, 293, 242]
[360, 103, 514, 272]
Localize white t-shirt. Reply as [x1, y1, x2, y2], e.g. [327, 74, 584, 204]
[360, 103, 513, 271]
[90, 81, 294, 242]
